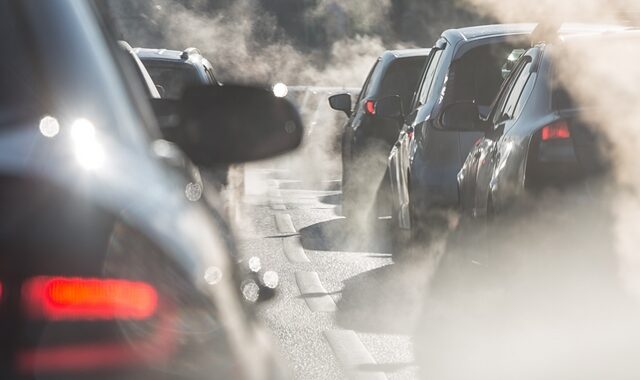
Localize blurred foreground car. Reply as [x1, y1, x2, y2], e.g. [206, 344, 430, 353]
[456, 27, 630, 219]
[0, 1, 302, 379]
[328, 49, 430, 221]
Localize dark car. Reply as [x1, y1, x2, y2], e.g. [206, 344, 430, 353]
[385, 24, 533, 247]
[385, 23, 621, 250]
[328, 49, 430, 221]
[135, 47, 231, 189]
[0, 1, 302, 379]
[456, 28, 631, 220]
[134, 47, 221, 99]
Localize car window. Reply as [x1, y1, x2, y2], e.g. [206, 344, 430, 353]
[491, 58, 529, 124]
[356, 60, 379, 105]
[142, 60, 201, 99]
[378, 56, 427, 110]
[501, 61, 533, 120]
[512, 69, 536, 119]
[446, 43, 522, 111]
[418, 49, 444, 106]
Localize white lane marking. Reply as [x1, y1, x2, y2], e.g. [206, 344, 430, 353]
[274, 213, 296, 234]
[324, 330, 388, 380]
[295, 272, 336, 312]
[283, 236, 310, 263]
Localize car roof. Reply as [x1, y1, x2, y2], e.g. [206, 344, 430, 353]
[442, 23, 627, 44]
[383, 48, 432, 59]
[133, 47, 205, 65]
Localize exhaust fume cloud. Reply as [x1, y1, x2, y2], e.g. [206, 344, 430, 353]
[411, 1, 640, 379]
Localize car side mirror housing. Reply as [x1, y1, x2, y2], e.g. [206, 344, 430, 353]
[328, 93, 352, 117]
[376, 95, 404, 122]
[151, 84, 303, 165]
[439, 101, 485, 132]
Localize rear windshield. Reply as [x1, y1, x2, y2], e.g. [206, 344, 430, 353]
[447, 43, 525, 108]
[141, 60, 201, 99]
[378, 56, 427, 109]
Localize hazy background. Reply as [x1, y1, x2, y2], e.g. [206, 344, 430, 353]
[104, 0, 488, 86]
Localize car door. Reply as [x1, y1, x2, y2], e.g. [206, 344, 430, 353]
[473, 56, 534, 217]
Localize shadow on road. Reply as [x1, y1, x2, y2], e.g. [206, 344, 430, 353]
[334, 256, 437, 335]
[299, 218, 392, 253]
[319, 193, 341, 205]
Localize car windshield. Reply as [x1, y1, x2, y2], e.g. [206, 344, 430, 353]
[142, 60, 201, 99]
[378, 56, 427, 108]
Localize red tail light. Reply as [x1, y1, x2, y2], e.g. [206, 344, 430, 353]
[23, 277, 158, 320]
[541, 120, 571, 141]
[365, 100, 376, 115]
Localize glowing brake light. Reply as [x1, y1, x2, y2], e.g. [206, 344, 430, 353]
[541, 120, 571, 141]
[23, 277, 158, 321]
[365, 100, 376, 115]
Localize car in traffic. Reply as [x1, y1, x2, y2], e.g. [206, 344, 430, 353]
[135, 47, 221, 99]
[456, 27, 631, 220]
[0, 0, 302, 379]
[384, 24, 533, 250]
[384, 23, 623, 253]
[328, 49, 430, 222]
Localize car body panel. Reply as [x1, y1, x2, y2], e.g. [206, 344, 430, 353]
[388, 26, 533, 230]
[338, 49, 430, 217]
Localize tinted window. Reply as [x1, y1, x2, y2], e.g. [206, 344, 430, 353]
[378, 57, 427, 110]
[142, 60, 201, 99]
[418, 50, 443, 106]
[446, 43, 520, 109]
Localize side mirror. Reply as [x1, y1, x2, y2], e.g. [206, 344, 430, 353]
[439, 101, 485, 131]
[152, 84, 303, 165]
[329, 93, 352, 117]
[376, 95, 404, 121]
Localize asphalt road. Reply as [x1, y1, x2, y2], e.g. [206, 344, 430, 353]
[235, 164, 429, 380]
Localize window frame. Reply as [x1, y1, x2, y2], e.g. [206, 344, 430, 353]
[416, 49, 444, 107]
[491, 56, 531, 125]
